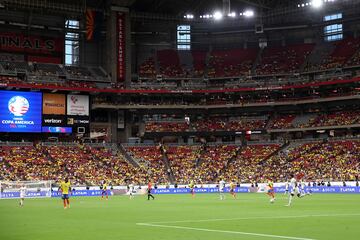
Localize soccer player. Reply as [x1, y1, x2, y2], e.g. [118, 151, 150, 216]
[284, 180, 289, 195]
[267, 179, 275, 203]
[219, 179, 226, 200]
[229, 181, 237, 199]
[189, 180, 195, 198]
[147, 181, 155, 200]
[286, 175, 302, 206]
[58, 178, 71, 209]
[300, 179, 311, 196]
[129, 183, 135, 199]
[101, 180, 108, 200]
[19, 184, 26, 207]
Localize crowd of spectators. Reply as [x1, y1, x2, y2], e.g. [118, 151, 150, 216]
[306, 37, 360, 71]
[0, 75, 23, 85]
[143, 109, 360, 133]
[302, 111, 360, 128]
[139, 58, 156, 78]
[125, 146, 169, 184]
[219, 144, 280, 182]
[268, 115, 296, 129]
[144, 117, 267, 133]
[0, 144, 146, 186]
[0, 139, 359, 185]
[289, 140, 359, 181]
[145, 122, 189, 132]
[166, 145, 201, 184]
[193, 145, 239, 183]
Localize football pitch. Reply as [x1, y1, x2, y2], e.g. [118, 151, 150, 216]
[0, 193, 359, 240]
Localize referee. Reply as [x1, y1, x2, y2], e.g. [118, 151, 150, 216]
[147, 181, 155, 200]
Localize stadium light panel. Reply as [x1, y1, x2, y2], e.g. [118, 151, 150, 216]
[228, 12, 236, 18]
[312, 0, 323, 8]
[243, 10, 254, 17]
[213, 11, 223, 20]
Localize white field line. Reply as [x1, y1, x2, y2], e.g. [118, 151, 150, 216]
[137, 213, 360, 224]
[136, 222, 317, 240]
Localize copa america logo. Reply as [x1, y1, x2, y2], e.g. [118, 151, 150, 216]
[8, 96, 29, 117]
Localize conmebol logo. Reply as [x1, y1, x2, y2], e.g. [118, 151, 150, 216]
[71, 95, 78, 104]
[8, 96, 29, 116]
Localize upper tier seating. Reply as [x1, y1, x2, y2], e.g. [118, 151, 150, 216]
[256, 44, 315, 75]
[208, 48, 257, 78]
[157, 49, 184, 78]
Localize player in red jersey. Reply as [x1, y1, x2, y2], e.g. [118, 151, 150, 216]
[267, 179, 276, 203]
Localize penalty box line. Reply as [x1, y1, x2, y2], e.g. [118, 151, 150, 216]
[136, 222, 316, 240]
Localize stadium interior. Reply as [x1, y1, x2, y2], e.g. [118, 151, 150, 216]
[1, 1, 360, 240]
[0, 0, 359, 187]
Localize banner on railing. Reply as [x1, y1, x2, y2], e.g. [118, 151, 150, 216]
[2, 186, 360, 199]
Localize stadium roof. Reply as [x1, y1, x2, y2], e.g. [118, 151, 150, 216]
[129, 0, 292, 15]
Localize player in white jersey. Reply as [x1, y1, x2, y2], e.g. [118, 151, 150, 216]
[299, 180, 306, 196]
[300, 179, 311, 196]
[19, 185, 26, 207]
[128, 183, 135, 199]
[219, 179, 226, 200]
[284, 180, 289, 195]
[286, 176, 302, 206]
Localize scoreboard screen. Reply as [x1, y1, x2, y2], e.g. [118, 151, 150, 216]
[0, 90, 42, 132]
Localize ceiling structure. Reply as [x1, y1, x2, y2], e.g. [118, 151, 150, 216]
[128, 0, 296, 16]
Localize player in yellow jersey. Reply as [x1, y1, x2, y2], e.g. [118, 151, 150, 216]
[189, 181, 195, 198]
[229, 181, 237, 199]
[58, 178, 71, 209]
[267, 179, 275, 203]
[101, 180, 108, 200]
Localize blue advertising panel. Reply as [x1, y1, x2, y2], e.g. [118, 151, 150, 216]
[153, 187, 250, 194]
[1, 187, 360, 199]
[42, 126, 72, 133]
[0, 91, 42, 132]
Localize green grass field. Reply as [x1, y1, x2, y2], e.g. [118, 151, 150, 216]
[0, 193, 359, 240]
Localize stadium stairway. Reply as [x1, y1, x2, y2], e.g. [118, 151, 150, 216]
[203, 50, 211, 77]
[287, 140, 323, 162]
[178, 51, 193, 74]
[41, 144, 56, 163]
[118, 144, 141, 168]
[292, 113, 318, 128]
[217, 144, 243, 180]
[252, 47, 264, 75]
[303, 41, 334, 71]
[161, 147, 175, 183]
[346, 47, 360, 66]
[260, 142, 288, 165]
[195, 143, 208, 167]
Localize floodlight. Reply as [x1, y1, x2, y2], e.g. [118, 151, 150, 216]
[312, 0, 323, 8]
[228, 12, 236, 17]
[243, 10, 254, 17]
[213, 11, 223, 20]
